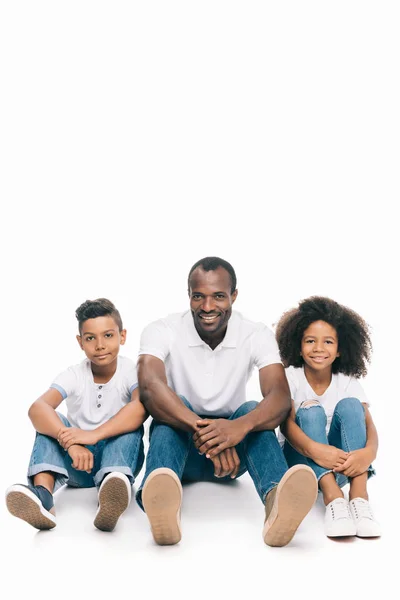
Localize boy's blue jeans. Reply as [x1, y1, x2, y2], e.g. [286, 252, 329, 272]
[136, 397, 288, 510]
[283, 397, 375, 487]
[27, 413, 145, 492]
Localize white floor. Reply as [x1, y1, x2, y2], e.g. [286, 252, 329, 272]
[2, 442, 394, 600]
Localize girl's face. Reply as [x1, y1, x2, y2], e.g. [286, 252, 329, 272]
[301, 320, 339, 372]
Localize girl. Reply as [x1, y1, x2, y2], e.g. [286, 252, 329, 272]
[275, 296, 380, 538]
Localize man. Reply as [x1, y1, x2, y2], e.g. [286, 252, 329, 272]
[137, 256, 318, 546]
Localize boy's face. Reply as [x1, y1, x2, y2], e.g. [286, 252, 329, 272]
[76, 315, 126, 368]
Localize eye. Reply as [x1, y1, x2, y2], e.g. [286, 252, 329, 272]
[105, 333, 113, 338]
[305, 339, 314, 344]
[325, 340, 334, 344]
[215, 294, 225, 300]
[192, 294, 202, 301]
[85, 336, 94, 342]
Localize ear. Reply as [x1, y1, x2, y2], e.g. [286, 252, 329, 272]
[76, 334, 84, 350]
[336, 351, 340, 357]
[231, 289, 238, 304]
[120, 329, 127, 345]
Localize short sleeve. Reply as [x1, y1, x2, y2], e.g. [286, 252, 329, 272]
[50, 367, 78, 399]
[120, 357, 139, 394]
[285, 367, 298, 399]
[345, 377, 369, 406]
[138, 320, 172, 363]
[252, 325, 282, 370]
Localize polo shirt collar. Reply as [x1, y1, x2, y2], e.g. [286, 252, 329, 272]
[184, 310, 238, 348]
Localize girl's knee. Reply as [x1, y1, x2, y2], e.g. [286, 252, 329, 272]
[335, 397, 364, 418]
[297, 401, 326, 427]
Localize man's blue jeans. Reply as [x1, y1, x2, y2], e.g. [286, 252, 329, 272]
[136, 398, 288, 509]
[283, 397, 375, 487]
[27, 413, 145, 492]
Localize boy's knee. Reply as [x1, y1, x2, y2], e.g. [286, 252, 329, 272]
[335, 397, 364, 418]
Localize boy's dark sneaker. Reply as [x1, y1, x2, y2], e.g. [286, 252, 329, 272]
[94, 472, 131, 532]
[6, 484, 56, 530]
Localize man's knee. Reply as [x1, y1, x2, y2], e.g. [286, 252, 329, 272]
[178, 395, 194, 411]
[233, 400, 258, 417]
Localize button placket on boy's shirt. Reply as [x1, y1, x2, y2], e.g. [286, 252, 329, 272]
[96, 384, 103, 408]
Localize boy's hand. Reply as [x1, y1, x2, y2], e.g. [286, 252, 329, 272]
[310, 442, 349, 470]
[210, 448, 241, 479]
[333, 448, 373, 477]
[67, 445, 94, 473]
[57, 427, 98, 450]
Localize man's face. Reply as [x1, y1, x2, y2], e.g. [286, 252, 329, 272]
[189, 266, 237, 340]
[77, 315, 126, 367]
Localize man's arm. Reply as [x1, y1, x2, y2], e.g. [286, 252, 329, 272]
[193, 364, 291, 457]
[57, 388, 148, 449]
[138, 354, 200, 432]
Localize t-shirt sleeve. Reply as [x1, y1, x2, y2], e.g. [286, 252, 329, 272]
[121, 358, 139, 395]
[253, 325, 282, 370]
[50, 367, 78, 400]
[285, 368, 297, 400]
[345, 377, 369, 406]
[138, 320, 172, 363]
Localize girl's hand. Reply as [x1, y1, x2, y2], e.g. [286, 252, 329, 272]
[333, 448, 373, 477]
[57, 427, 99, 450]
[310, 442, 349, 470]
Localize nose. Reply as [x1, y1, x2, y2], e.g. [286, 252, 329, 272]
[201, 296, 216, 313]
[314, 340, 324, 352]
[96, 338, 106, 351]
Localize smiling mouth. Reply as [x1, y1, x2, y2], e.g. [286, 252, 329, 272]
[95, 354, 110, 359]
[199, 314, 220, 323]
[311, 356, 328, 362]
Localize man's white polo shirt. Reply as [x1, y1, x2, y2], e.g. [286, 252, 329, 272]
[138, 310, 281, 417]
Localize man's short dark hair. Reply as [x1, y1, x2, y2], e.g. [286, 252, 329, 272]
[187, 256, 237, 294]
[75, 298, 123, 333]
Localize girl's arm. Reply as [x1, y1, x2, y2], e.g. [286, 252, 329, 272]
[364, 405, 378, 459]
[28, 388, 65, 438]
[281, 400, 349, 469]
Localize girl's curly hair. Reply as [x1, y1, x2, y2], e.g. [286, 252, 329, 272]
[275, 296, 372, 378]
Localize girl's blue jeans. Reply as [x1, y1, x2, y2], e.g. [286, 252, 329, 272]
[283, 397, 375, 487]
[136, 397, 289, 509]
[27, 413, 145, 492]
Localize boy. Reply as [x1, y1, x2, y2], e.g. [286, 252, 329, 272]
[5, 298, 147, 532]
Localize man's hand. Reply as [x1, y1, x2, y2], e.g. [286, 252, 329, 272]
[310, 442, 349, 470]
[210, 447, 241, 479]
[333, 448, 373, 477]
[67, 445, 94, 473]
[193, 419, 248, 458]
[57, 427, 98, 450]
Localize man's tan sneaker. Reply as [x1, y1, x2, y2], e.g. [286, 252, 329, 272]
[263, 464, 318, 547]
[142, 468, 182, 545]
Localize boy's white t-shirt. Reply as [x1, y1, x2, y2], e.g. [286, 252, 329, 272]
[50, 355, 138, 430]
[278, 365, 369, 445]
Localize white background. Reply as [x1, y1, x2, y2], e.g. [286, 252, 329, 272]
[0, 2, 398, 598]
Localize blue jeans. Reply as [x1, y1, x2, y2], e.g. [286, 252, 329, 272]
[136, 398, 288, 509]
[283, 397, 375, 487]
[27, 413, 145, 492]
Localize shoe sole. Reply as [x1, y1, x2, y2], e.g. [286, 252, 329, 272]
[263, 465, 318, 547]
[142, 468, 182, 546]
[6, 485, 56, 530]
[94, 474, 131, 532]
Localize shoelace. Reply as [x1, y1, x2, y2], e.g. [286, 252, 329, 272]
[330, 499, 352, 520]
[351, 499, 373, 521]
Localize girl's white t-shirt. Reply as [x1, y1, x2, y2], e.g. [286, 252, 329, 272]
[278, 366, 368, 445]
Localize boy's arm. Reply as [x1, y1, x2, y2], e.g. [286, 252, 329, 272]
[92, 387, 147, 442]
[28, 388, 65, 438]
[58, 388, 148, 449]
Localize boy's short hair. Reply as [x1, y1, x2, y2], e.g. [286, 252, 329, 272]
[75, 298, 123, 333]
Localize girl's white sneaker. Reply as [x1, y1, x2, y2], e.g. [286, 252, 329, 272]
[325, 498, 356, 537]
[349, 497, 381, 537]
